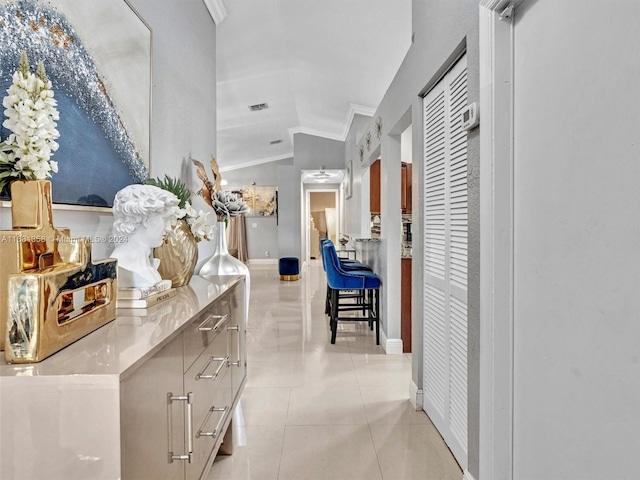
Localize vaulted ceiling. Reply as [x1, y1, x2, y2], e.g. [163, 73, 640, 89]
[215, 0, 412, 171]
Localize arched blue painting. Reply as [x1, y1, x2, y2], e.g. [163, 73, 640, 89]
[0, 0, 150, 207]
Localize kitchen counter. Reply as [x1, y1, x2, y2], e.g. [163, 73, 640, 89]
[353, 238, 382, 274]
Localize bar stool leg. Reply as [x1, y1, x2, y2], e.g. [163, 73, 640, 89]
[330, 289, 338, 344]
[367, 289, 374, 329]
[375, 289, 380, 345]
[325, 285, 331, 316]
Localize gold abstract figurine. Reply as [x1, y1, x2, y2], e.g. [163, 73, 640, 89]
[1, 180, 117, 363]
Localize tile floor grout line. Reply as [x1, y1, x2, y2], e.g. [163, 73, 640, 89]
[275, 390, 292, 480]
[366, 421, 386, 480]
[209, 263, 461, 479]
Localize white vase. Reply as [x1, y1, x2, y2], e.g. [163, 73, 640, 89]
[199, 221, 250, 317]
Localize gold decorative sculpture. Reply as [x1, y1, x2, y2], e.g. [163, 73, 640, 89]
[1, 180, 117, 363]
[155, 218, 198, 287]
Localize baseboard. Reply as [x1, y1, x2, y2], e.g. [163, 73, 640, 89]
[379, 327, 387, 346]
[378, 329, 402, 355]
[409, 380, 423, 410]
[384, 338, 403, 355]
[463, 470, 476, 480]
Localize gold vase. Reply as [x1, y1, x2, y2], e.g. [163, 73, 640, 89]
[154, 219, 198, 287]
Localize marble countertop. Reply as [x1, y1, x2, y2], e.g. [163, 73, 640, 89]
[0, 275, 243, 380]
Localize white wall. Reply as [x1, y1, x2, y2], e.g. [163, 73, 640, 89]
[129, 0, 218, 272]
[0, 1, 218, 269]
[286, 134, 344, 260]
[512, 2, 640, 478]
[244, 217, 278, 261]
[400, 125, 412, 164]
[221, 158, 293, 261]
[343, 114, 373, 238]
[221, 158, 293, 188]
[350, 0, 481, 473]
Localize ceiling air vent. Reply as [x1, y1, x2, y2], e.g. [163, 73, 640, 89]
[270, 139, 283, 145]
[248, 102, 269, 112]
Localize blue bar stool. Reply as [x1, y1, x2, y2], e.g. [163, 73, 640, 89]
[320, 239, 372, 316]
[321, 242, 380, 344]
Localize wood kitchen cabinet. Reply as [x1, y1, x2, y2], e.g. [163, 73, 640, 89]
[401, 258, 412, 353]
[401, 162, 412, 214]
[370, 159, 381, 213]
[371, 160, 411, 214]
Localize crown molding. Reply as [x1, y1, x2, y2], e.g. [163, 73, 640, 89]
[347, 103, 377, 119]
[223, 104, 378, 170]
[218, 153, 293, 172]
[203, 0, 229, 25]
[288, 103, 376, 144]
[288, 126, 344, 144]
[339, 103, 376, 140]
[479, 0, 506, 9]
[479, 0, 526, 12]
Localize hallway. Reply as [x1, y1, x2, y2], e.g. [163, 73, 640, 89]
[208, 263, 462, 480]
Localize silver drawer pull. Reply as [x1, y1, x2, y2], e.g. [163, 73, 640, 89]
[196, 405, 230, 438]
[198, 314, 229, 332]
[167, 392, 193, 463]
[227, 325, 241, 367]
[195, 356, 229, 380]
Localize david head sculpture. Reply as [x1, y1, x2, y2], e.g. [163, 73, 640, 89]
[111, 184, 179, 288]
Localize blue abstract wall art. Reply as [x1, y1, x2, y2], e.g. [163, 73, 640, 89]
[0, 0, 150, 207]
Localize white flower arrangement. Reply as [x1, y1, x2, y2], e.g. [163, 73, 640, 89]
[0, 51, 59, 193]
[147, 175, 214, 242]
[171, 202, 215, 242]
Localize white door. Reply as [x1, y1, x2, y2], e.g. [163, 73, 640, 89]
[422, 53, 468, 469]
[510, 2, 640, 478]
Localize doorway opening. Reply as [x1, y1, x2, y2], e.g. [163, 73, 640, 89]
[305, 189, 340, 264]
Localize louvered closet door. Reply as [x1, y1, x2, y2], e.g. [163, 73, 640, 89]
[422, 53, 468, 470]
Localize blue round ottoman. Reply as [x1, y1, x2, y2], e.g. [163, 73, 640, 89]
[279, 257, 300, 281]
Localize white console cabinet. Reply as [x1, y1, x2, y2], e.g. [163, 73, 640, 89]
[0, 275, 246, 480]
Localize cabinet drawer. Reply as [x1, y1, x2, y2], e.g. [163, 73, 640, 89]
[184, 333, 232, 478]
[187, 381, 232, 479]
[183, 305, 231, 373]
[185, 332, 230, 421]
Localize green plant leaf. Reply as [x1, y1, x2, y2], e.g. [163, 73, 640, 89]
[146, 175, 191, 208]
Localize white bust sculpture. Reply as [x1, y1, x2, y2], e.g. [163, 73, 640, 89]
[111, 184, 179, 288]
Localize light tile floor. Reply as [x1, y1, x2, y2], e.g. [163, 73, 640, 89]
[208, 263, 462, 480]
